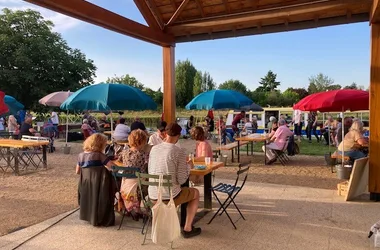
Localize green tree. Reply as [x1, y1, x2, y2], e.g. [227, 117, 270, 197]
[202, 72, 216, 91]
[0, 8, 96, 110]
[307, 73, 341, 93]
[219, 79, 248, 94]
[175, 59, 197, 107]
[285, 88, 308, 99]
[106, 74, 144, 90]
[153, 87, 163, 106]
[257, 70, 281, 92]
[281, 89, 300, 106]
[265, 91, 282, 106]
[249, 90, 267, 107]
[193, 71, 203, 97]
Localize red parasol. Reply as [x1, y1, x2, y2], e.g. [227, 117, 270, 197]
[0, 91, 9, 115]
[293, 89, 369, 112]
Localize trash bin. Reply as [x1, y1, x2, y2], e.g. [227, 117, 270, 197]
[63, 145, 71, 155]
[336, 164, 352, 180]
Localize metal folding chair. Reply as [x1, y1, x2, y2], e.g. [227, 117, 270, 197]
[273, 136, 290, 166]
[111, 166, 141, 230]
[208, 163, 250, 229]
[136, 172, 172, 245]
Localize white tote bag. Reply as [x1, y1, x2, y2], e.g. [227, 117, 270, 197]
[151, 175, 181, 244]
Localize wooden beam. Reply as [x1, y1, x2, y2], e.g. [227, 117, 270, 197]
[194, 0, 205, 17]
[371, 0, 380, 23]
[166, 0, 190, 26]
[223, 0, 231, 13]
[145, 0, 165, 28]
[163, 46, 176, 123]
[133, 0, 163, 30]
[25, 0, 174, 46]
[369, 23, 380, 196]
[166, 0, 371, 34]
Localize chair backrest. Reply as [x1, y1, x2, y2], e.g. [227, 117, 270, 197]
[111, 166, 141, 191]
[232, 162, 250, 192]
[21, 135, 50, 142]
[136, 172, 172, 208]
[281, 136, 290, 151]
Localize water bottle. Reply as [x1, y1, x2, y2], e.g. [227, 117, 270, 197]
[375, 229, 380, 247]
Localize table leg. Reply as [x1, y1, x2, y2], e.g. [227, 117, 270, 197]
[42, 145, 47, 169]
[246, 144, 248, 156]
[6, 147, 11, 169]
[264, 140, 267, 165]
[237, 141, 240, 162]
[180, 178, 189, 227]
[204, 173, 212, 209]
[251, 142, 253, 156]
[231, 149, 234, 162]
[14, 148, 19, 175]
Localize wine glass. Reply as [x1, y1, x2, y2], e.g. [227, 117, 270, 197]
[205, 157, 211, 166]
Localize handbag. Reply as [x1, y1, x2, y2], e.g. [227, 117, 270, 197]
[151, 175, 181, 245]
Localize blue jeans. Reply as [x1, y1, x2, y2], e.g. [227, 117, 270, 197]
[221, 132, 234, 144]
[338, 150, 366, 160]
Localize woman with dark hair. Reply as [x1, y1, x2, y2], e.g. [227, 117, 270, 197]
[186, 115, 194, 134]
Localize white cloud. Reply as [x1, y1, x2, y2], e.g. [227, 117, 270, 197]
[0, 0, 81, 32]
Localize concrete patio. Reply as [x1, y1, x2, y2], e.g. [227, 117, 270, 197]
[0, 178, 378, 250]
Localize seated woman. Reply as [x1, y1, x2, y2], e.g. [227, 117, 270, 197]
[267, 120, 279, 138]
[81, 119, 95, 139]
[117, 129, 148, 220]
[76, 133, 115, 227]
[191, 126, 213, 185]
[337, 120, 368, 160]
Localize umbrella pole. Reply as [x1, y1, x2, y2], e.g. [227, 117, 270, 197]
[65, 110, 69, 146]
[341, 109, 345, 167]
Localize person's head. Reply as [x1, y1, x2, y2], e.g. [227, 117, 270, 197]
[192, 126, 205, 141]
[101, 115, 107, 120]
[353, 118, 360, 122]
[350, 120, 364, 133]
[269, 116, 276, 122]
[327, 115, 333, 122]
[83, 119, 88, 124]
[135, 116, 140, 122]
[240, 111, 246, 116]
[280, 114, 285, 119]
[245, 118, 250, 123]
[190, 115, 194, 121]
[219, 115, 224, 121]
[83, 133, 108, 153]
[344, 117, 353, 127]
[165, 122, 182, 143]
[157, 121, 167, 138]
[278, 119, 286, 126]
[337, 117, 342, 123]
[119, 118, 126, 124]
[25, 116, 33, 124]
[129, 129, 147, 149]
[252, 116, 257, 121]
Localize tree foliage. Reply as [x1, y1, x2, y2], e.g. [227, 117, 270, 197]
[0, 8, 96, 110]
[285, 88, 309, 99]
[175, 59, 197, 107]
[219, 79, 248, 94]
[307, 73, 341, 93]
[257, 70, 281, 92]
[343, 82, 365, 90]
[106, 74, 144, 90]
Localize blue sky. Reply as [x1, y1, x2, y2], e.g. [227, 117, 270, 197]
[1, 0, 370, 92]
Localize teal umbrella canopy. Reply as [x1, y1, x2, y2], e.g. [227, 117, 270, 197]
[4, 95, 24, 115]
[60, 83, 157, 111]
[185, 90, 253, 110]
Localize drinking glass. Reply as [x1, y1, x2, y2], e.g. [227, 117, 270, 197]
[205, 157, 211, 166]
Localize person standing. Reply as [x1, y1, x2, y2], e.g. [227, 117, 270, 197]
[231, 111, 246, 137]
[293, 109, 302, 142]
[51, 110, 59, 138]
[306, 111, 319, 143]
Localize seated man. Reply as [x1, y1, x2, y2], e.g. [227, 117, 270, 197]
[113, 118, 130, 142]
[148, 123, 201, 238]
[323, 115, 336, 146]
[19, 115, 40, 139]
[262, 119, 293, 165]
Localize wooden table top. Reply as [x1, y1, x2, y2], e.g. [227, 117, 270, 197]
[113, 160, 224, 176]
[0, 139, 49, 148]
[103, 131, 113, 135]
[235, 134, 267, 142]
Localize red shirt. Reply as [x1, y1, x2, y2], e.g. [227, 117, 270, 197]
[232, 114, 243, 126]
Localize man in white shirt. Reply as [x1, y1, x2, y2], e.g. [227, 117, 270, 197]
[148, 123, 201, 238]
[51, 111, 59, 138]
[293, 109, 302, 142]
[148, 121, 181, 147]
[112, 118, 130, 141]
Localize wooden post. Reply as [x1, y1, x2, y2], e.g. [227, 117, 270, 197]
[369, 23, 380, 200]
[163, 46, 176, 123]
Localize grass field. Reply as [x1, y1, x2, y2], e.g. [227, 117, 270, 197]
[240, 138, 332, 156]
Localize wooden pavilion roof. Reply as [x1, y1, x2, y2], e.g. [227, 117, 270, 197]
[26, 0, 373, 46]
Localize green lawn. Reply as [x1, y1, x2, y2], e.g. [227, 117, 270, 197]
[240, 139, 333, 156]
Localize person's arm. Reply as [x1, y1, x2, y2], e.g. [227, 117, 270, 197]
[176, 149, 190, 185]
[76, 165, 81, 174]
[313, 115, 318, 126]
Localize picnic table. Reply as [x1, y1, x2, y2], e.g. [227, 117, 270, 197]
[180, 161, 224, 226]
[235, 134, 267, 164]
[0, 139, 49, 175]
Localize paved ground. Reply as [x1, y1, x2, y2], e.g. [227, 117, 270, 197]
[1, 178, 378, 250]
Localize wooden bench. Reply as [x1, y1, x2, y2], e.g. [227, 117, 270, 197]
[215, 141, 249, 162]
[331, 151, 350, 162]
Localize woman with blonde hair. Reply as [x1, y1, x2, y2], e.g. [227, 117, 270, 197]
[118, 129, 148, 220]
[337, 120, 368, 160]
[76, 133, 115, 227]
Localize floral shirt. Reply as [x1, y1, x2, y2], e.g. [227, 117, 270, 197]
[118, 148, 147, 173]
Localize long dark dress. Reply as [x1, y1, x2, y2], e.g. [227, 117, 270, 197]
[77, 151, 115, 227]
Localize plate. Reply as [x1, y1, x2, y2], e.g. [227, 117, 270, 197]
[194, 165, 206, 170]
